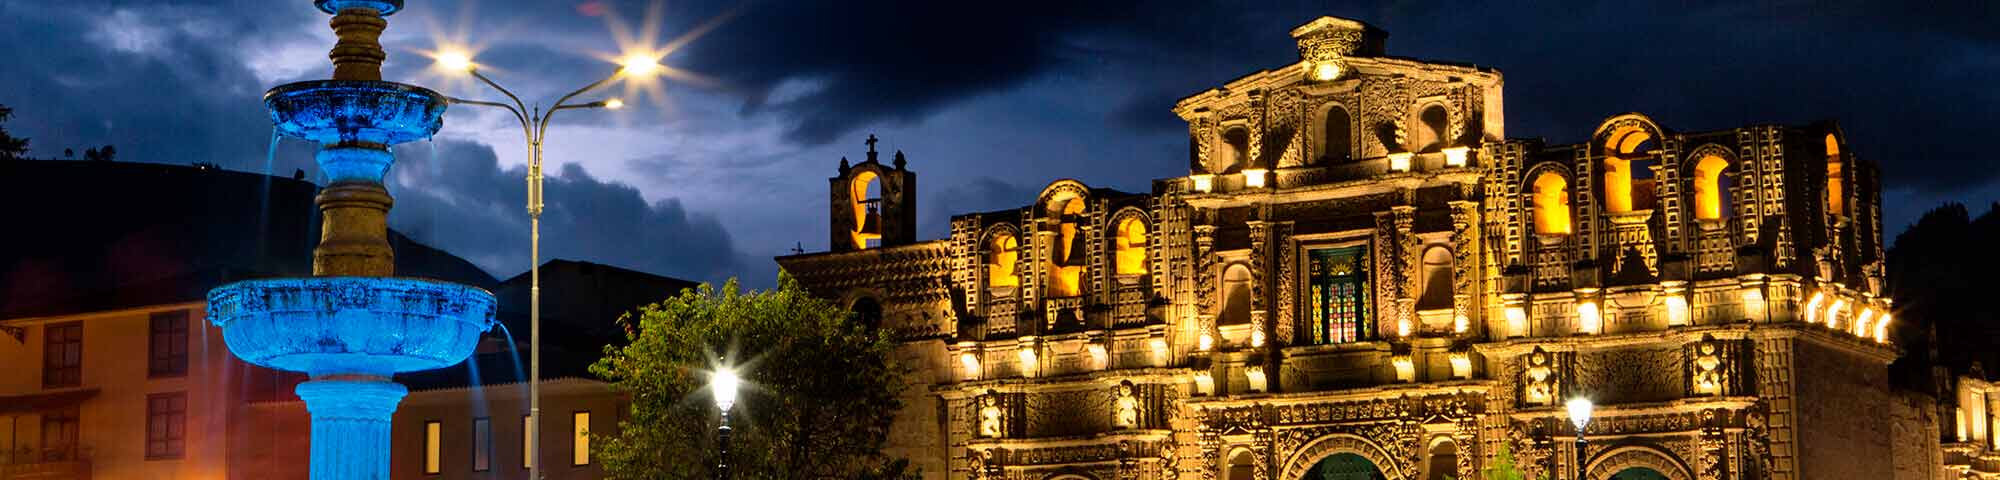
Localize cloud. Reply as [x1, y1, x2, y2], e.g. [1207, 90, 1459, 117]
[388, 140, 747, 283]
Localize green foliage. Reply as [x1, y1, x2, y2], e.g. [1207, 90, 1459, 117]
[0, 104, 29, 160]
[589, 275, 915, 480]
[1474, 442, 1549, 480]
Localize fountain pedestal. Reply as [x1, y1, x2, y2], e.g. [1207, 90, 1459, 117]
[296, 379, 407, 479]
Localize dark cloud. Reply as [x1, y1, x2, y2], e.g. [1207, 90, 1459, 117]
[922, 176, 1035, 240]
[388, 140, 746, 283]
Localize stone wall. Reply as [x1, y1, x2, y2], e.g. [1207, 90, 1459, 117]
[1791, 338, 1896, 479]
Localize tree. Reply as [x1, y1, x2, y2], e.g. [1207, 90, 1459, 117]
[97, 144, 115, 162]
[1458, 442, 1549, 480]
[590, 275, 914, 480]
[0, 104, 28, 160]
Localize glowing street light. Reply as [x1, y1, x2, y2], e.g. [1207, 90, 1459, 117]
[618, 53, 662, 77]
[713, 366, 741, 480]
[435, 46, 659, 480]
[1567, 397, 1595, 478]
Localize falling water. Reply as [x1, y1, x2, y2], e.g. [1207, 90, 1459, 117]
[257, 129, 280, 264]
[493, 320, 529, 395]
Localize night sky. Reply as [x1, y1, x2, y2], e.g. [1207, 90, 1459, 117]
[3, 1, 1995, 287]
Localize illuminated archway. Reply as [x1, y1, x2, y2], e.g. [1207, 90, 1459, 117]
[849, 170, 881, 248]
[1531, 170, 1572, 235]
[1825, 133, 1845, 216]
[986, 229, 1020, 288]
[1691, 154, 1731, 220]
[1279, 433, 1407, 480]
[1226, 448, 1257, 480]
[1595, 115, 1665, 214]
[1584, 445, 1694, 480]
[1044, 192, 1087, 297]
[1113, 214, 1149, 276]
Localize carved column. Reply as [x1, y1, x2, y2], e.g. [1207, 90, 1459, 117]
[1449, 200, 1480, 337]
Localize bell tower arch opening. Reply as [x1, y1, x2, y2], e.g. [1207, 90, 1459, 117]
[828, 135, 917, 252]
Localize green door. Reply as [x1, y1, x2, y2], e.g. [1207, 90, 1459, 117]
[1610, 467, 1669, 480]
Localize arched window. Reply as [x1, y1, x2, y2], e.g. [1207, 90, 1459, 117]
[850, 297, 883, 330]
[1413, 104, 1449, 153]
[849, 171, 881, 248]
[1321, 106, 1352, 163]
[1692, 154, 1731, 220]
[1220, 264, 1253, 325]
[1307, 246, 1370, 344]
[986, 232, 1019, 288]
[1114, 216, 1148, 276]
[1425, 438, 1459, 480]
[1217, 127, 1250, 173]
[1602, 127, 1659, 214]
[1532, 171, 1572, 235]
[1417, 246, 1454, 311]
[1226, 449, 1256, 480]
[1825, 134, 1845, 216]
[1046, 197, 1086, 297]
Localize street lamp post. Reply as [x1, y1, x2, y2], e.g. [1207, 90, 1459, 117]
[1567, 397, 1595, 480]
[712, 366, 740, 480]
[438, 51, 657, 480]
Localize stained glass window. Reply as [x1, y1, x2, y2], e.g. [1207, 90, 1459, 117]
[1308, 246, 1370, 344]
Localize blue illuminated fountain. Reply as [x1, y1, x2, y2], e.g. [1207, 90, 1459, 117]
[205, 1, 494, 479]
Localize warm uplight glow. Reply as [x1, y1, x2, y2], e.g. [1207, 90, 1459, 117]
[603, 98, 625, 110]
[712, 367, 740, 411]
[1242, 169, 1268, 188]
[1190, 174, 1215, 193]
[1826, 298, 1848, 330]
[618, 53, 662, 76]
[1087, 344, 1109, 369]
[1198, 333, 1214, 351]
[1392, 355, 1415, 382]
[1017, 346, 1038, 377]
[1874, 313, 1892, 343]
[1665, 295, 1689, 326]
[1693, 155, 1730, 220]
[1566, 397, 1595, 431]
[436, 51, 474, 72]
[1442, 146, 1470, 167]
[1454, 314, 1469, 334]
[1854, 308, 1876, 338]
[1450, 352, 1472, 379]
[1397, 317, 1411, 337]
[1805, 292, 1826, 324]
[959, 352, 981, 379]
[1577, 301, 1602, 334]
[1388, 152, 1413, 172]
[1532, 172, 1572, 235]
[1194, 372, 1215, 395]
[1250, 329, 1266, 347]
[1114, 217, 1149, 276]
[1313, 62, 1341, 81]
[1505, 306, 1528, 337]
[1246, 366, 1268, 392]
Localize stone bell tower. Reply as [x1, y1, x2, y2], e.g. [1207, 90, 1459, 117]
[831, 134, 916, 252]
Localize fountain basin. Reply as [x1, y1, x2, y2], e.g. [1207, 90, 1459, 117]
[316, 0, 403, 15]
[207, 276, 494, 377]
[265, 80, 446, 181]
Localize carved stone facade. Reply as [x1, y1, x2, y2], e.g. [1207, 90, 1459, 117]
[777, 16, 1926, 480]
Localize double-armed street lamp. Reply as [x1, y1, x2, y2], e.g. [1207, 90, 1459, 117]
[712, 366, 740, 480]
[434, 49, 662, 480]
[1567, 397, 1595, 480]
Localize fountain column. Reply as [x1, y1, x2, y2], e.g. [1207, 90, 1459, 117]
[208, 2, 493, 479]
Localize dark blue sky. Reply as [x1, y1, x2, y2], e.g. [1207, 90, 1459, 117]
[2, 0, 1995, 287]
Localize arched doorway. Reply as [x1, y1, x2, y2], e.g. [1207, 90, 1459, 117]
[1610, 467, 1669, 480]
[1303, 452, 1385, 480]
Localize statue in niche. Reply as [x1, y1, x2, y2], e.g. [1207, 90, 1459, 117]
[1523, 346, 1556, 405]
[1692, 335, 1725, 395]
[978, 391, 1003, 438]
[1115, 381, 1140, 428]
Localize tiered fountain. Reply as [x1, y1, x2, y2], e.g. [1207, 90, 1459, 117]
[206, 1, 494, 478]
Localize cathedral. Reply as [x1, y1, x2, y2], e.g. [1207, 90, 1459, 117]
[776, 16, 1940, 480]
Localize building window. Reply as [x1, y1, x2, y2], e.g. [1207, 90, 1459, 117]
[1825, 133, 1845, 216]
[43, 322, 82, 388]
[1532, 171, 1572, 235]
[1417, 246, 1454, 311]
[1114, 217, 1149, 276]
[146, 392, 187, 460]
[572, 411, 591, 466]
[1321, 106, 1352, 163]
[1219, 264, 1253, 325]
[149, 310, 189, 378]
[424, 420, 442, 474]
[473, 417, 491, 472]
[1425, 438, 1459, 480]
[1307, 246, 1371, 344]
[849, 171, 882, 249]
[1217, 127, 1250, 173]
[523, 415, 534, 469]
[1601, 126, 1659, 214]
[1412, 104, 1449, 153]
[42, 407, 78, 461]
